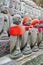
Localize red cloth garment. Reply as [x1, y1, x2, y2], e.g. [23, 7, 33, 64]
[39, 20, 43, 24]
[25, 26, 29, 31]
[38, 27, 43, 32]
[9, 25, 23, 36]
[42, 28, 43, 32]
[38, 20, 43, 32]
[24, 25, 33, 31]
[38, 27, 41, 32]
[29, 25, 33, 28]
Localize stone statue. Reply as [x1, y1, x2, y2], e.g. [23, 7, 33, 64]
[38, 20, 43, 49]
[1, 5, 10, 35]
[0, 5, 10, 56]
[0, 13, 10, 56]
[21, 17, 32, 54]
[1, 5, 10, 37]
[29, 19, 39, 52]
[9, 14, 24, 59]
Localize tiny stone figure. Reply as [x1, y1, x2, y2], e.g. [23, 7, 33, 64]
[1, 5, 10, 36]
[9, 14, 23, 59]
[0, 5, 10, 40]
[38, 20, 43, 49]
[29, 19, 39, 52]
[1, 5, 10, 29]
[22, 17, 32, 55]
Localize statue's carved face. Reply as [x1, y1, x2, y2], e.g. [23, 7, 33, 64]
[24, 18, 32, 26]
[12, 15, 21, 25]
[0, 14, 4, 32]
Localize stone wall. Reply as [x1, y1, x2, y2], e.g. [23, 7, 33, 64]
[0, 0, 43, 19]
[21, 0, 43, 19]
[12, 0, 43, 19]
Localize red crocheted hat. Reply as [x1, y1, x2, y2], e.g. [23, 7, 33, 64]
[9, 25, 23, 36]
[31, 19, 39, 26]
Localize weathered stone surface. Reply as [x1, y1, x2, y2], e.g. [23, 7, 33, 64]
[20, 0, 43, 19]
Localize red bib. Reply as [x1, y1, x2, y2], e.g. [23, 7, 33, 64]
[38, 27, 43, 32]
[25, 25, 33, 31]
[9, 25, 23, 36]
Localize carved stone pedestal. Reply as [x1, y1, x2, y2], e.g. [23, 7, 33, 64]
[0, 49, 43, 65]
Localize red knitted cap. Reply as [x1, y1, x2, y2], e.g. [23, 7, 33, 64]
[31, 19, 39, 26]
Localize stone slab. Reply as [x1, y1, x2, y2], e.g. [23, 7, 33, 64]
[0, 49, 43, 65]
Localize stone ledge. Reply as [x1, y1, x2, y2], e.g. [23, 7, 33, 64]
[0, 49, 43, 65]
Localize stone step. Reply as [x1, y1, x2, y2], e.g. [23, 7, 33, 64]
[0, 49, 43, 65]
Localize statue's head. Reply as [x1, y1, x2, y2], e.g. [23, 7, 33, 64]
[9, 14, 23, 36]
[22, 16, 32, 26]
[12, 14, 21, 25]
[31, 19, 39, 28]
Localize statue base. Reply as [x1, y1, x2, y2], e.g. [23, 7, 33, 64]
[39, 41, 43, 49]
[0, 49, 43, 65]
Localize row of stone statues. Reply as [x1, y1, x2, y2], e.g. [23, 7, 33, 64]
[0, 5, 43, 59]
[9, 15, 43, 59]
